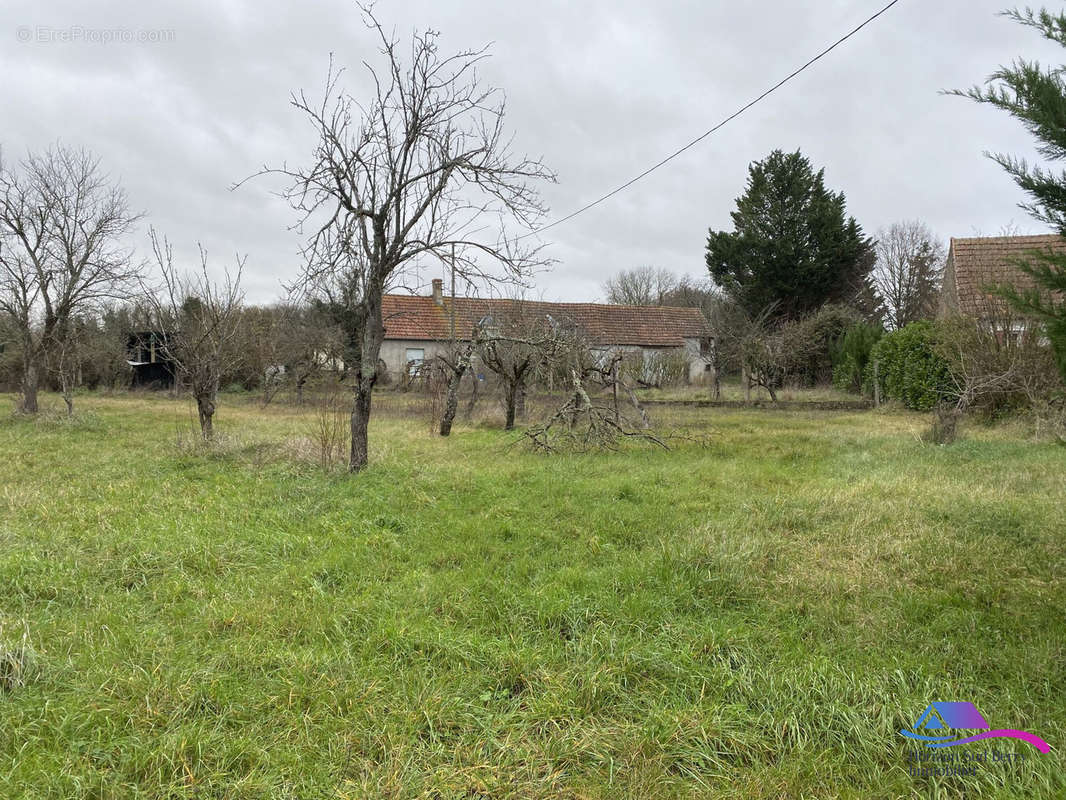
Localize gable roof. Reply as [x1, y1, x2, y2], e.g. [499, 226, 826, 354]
[381, 295, 710, 347]
[942, 234, 1064, 317]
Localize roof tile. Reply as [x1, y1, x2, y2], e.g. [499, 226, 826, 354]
[948, 234, 1064, 316]
[381, 295, 710, 347]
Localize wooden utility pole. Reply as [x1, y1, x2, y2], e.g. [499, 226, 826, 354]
[449, 243, 456, 341]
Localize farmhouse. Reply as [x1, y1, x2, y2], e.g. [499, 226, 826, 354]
[939, 233, 1065, 327]
[381, 279, 714, 382]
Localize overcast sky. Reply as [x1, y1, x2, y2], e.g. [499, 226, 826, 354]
[2, 0, 1058, 303]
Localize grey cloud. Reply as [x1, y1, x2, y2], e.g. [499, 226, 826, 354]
[1, 0, 1056, 303]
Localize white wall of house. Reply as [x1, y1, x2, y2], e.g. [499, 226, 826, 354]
[379, 339, 446, 378]
[379, 338, 714, 385]
[683, 337, 715, 384]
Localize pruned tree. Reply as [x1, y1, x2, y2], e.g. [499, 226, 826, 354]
[739, 313, 790, 403]
[0, 144, 141, 413]
[602, 266, 678, 306]
[244, 7, 555, 471]
[872, 221, 946, 330]
[145, 230, 245, 440]
[436, 333, 478, 436]
[476, 313, 554, 431]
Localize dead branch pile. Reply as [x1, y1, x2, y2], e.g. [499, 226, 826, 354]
[523, 360, 667, 453]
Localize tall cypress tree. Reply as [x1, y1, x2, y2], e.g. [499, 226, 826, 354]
[705, 149, 876, 321]
[951, 7, 1066, 378]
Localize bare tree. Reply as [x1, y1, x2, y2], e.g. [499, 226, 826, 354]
[240, 305, 290, 405]
[0, 145, 141, 413]
[287, 304, 343, 406]
[145, 230, 245, 440]
[48, 314, 96, 417]
[436, 335, 477, 437]
[476, 303, 566, 431]
[602, 266, 678, 306]
[243, 8, 555, 471]
[660, 275, 720, 312]
[872, 221, 946, 330]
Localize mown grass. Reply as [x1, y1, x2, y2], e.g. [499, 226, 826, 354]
[0, 393, 1063, 799]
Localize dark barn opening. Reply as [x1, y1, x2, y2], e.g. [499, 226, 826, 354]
[127, 331, 176, 389]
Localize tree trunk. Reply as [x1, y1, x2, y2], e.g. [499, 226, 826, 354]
[927, 402, 960, 445]
[18, 356, 40, 415]
[516, 384, 527, 422]
[350, 378, 373, 470]
[61, 377, 74, 418]
[439, 364, 467, 437]
[504, 381, 518, 431]
[464, 372, 480, 420]
[765, 381, 778, 404]
[612, 362, 620, 423]
[197, 392, 216, 440]
[295, 375, 307, 406]
[349, 294, 385, 472]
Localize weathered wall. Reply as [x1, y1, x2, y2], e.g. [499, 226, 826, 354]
[381, 338, 714, 385]
[683, 337, 715, 384]
[379, 339, 446, 379]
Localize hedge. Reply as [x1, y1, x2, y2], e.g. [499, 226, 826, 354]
[866, 321, 951, 411]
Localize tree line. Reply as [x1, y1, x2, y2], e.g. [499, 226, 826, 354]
[4, 3, 1066, 466]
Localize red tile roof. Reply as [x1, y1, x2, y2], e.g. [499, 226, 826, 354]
[381, 295, 710, 347]
[943, 234, 1064, 316]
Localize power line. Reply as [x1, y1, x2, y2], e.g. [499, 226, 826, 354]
[522, 0, 903, 240]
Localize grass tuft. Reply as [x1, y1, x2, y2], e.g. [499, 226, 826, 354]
[0, 622, 39, 692]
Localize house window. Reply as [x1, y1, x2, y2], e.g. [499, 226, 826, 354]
[405, 347, 425, 376]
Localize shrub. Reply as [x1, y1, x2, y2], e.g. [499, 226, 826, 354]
[867, 321, 951, 410]
[933, 315, 1063, 420]
[784, 304, 864, 386]
[832, 322, 883, 394]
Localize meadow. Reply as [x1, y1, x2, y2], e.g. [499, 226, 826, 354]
[0, 393, 1063, 798]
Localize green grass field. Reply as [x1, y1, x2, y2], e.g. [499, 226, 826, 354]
[1, 394, 1063, 799]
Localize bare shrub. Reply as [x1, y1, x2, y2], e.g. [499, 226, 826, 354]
[308, 388, 349, 470]
[923, 402, 962, 445]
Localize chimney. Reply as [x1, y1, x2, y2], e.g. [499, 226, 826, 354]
[431, 278, 444, 306]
